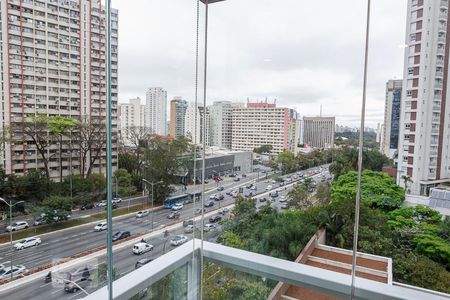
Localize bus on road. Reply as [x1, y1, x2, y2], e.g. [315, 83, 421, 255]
[163, 192, 203, 208]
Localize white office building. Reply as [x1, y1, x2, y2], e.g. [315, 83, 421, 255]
[398, 0, 450, 195]
[184, 103, 210, 146]
[208, 101, 233, 149]
[380, 80, 402, 159]
[118, 97, 146, 146]
[145, 87, 167, 136]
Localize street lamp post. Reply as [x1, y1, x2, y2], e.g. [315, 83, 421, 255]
[142, 179, 163, 232]
[0, 197, 24, 281]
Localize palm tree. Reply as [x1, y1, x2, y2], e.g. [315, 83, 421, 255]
[401, 175, 413, 193]
[319, 211, 345, 248]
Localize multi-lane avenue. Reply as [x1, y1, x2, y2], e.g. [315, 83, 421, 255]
[0, 166, 329, 300]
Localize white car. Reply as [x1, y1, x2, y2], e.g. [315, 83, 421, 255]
[0, 265, 26, 280]
[184, 225, 195, 233]
[136, 210, 150, 218]
[14, 237, 41, 250]
[218, 207, 229, 215]
[170, 235, 188, 246]
[265, 185, 272, 191]
[279, 196, 287, 203]
[94, 221, 107, 232]
[250, 185, 257, 190]
[0, 264, 5, 272]
[132, 242, 154, 255]
[6, 221, 29, 232]
[281, 203, 289, 209]
[204, 224, 216, 232]
[209, 194, 217, 200]
[172, 203, 184, 211]
[112, 198, 122, 204]
[98, 200, 107, 207]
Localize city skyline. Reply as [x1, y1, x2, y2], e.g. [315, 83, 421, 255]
[114, 0, 407, 128]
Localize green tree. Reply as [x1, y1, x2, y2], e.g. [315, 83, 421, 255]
[329, 147, 389, 179]
[393, 253, 450, 293]
[276, 151, 296, 175]
[47, 115, 78, 182]
[315, 183, 331, 205]
[253, 144, 273, 154]
[331, 170, 405, 210]
[401, 175, 413, 192]
[142, 136, 191, 202]
[41, 195, 72, 224]
[288, 186, 312, 210]
[114, 168, 137, 196]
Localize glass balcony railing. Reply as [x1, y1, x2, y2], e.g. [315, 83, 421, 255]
[83, 240, 450, 300]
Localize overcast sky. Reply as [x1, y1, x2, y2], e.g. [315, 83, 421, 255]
[112, 0, 407, 128]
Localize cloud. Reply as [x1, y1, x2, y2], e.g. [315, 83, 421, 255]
[113, 0, 406, 127]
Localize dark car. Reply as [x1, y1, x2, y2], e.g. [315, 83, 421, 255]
[135, 258, 153, 269]
[81, 203, 95, 210]
[246, 183, 253, 189]
[225, 191, 232, 196]
[183, 219, 194, 227]
[105, 202, 119, 210]
[259, 197, 267, 202]
[229, 173, 236, 177]
[214, 194, 224, 201]
[167, 211, 181, 219]
[209, 215, 222, 223]
[204, 200, 214, 207]
[64, 277, 91, 293]
[112, 231, 131, 242]
[217, 186, 224, 191]
[234, 177, 240, 182]
[245, 192, 253, 198]
[241, 174, 247, 178]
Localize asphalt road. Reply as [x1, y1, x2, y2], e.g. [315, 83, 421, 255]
[0, 165, 329, 299]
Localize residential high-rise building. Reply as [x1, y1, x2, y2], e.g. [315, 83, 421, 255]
[208, 101, 233, 149]
[184, 103, 210, 146]
[0, 0, 119, 179]
[380, 80, 402, 159]
[145, 87, 167, 136]
[303, 117, 335, 149]
[118, 98, 146, 146]
[231, 102, 298, 154]
[397, 0, 450, 195]
[169, 97, 188, 138]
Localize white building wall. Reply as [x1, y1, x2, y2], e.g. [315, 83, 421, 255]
[145, 87, 167, 136]
[398, 0, 450, 195]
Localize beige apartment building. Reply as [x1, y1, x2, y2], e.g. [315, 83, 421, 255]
[231, 102, 298, 154]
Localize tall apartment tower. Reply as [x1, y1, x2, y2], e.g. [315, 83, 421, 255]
[169, 97, 188, 138]
[380, 80, 402, 159]
[184, 102, 210, 146]
[231, 102, 298, 154]
[209, 101, 232, 149]
[118, 97, 145, 146]
[398, 0, 450, 195]
[145, 87, 167, 136]
[0, 0, 119, 179]
[303, 117, 335, 149]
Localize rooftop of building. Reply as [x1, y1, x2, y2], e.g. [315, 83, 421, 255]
[268, 229, 392, 300]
